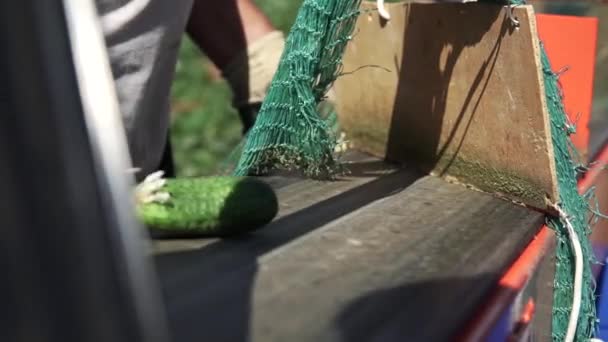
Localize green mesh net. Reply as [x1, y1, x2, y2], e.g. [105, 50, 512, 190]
[233, 0, 598, 339]
[540, 42, 598, 342]
[233, 0, 362, 178]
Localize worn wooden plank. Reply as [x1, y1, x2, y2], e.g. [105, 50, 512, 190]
[333, 2, 558, 210]
[150, 153, 402, 255]
[152, 158, 417, 287]
[154, 173, 544, 341]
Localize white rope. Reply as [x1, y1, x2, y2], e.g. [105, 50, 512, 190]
[552, 204, 584, 342]
[377, 0, 390, 20]
[507, 4, 520, 28]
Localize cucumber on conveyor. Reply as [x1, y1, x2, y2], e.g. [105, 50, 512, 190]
[135, 172, 279, 237]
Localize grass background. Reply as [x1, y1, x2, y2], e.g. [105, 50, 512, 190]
[170, 1, 303, 177]
[170, 1, 608, 176]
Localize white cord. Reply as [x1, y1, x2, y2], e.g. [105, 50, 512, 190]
[377, 0, 390, 20]
[507, 4, 520, 28]
[552, 204, 584, 342]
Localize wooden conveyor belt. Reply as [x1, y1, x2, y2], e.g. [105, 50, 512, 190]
[151, 152, 546, 342]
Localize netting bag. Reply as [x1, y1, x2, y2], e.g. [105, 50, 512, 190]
[233, 0, 362, 178]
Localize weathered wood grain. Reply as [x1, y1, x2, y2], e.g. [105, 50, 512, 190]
[333, 2, 558, 210]
[152, 157, 544, 341]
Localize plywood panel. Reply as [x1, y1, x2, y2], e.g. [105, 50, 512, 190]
[333, 2, 558, 210]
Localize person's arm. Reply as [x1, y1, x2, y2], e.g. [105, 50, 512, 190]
[186, 0, 275, 69]
[185, 0, 285, 133]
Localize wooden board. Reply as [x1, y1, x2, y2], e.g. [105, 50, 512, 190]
[150, 152, 401, 255]
[152, 154, 545, 342]
[333, 2, 558, 210]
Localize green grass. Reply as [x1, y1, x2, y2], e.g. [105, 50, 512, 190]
[170, 39, 241, 177]
[170, 1, 302, 177]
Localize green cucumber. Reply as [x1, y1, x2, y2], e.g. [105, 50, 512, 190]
[137, 176, 278, 237]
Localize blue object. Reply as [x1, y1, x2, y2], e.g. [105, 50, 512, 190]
[486, 305, 512, 342]
[595, 248, 608, 339]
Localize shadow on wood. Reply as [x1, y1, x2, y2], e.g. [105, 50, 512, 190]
[387, 4, 505, 176]
[333, 2, 558, 211]
[334, 275, 498, 341]
[151, 154, 546, 341]
[153, 161, 421, 342]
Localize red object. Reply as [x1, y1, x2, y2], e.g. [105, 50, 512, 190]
[535, 14, 598, 155]
[499, 227, 554, 290]
[457, 227, 554, 342]
[520, 299, 536, 325]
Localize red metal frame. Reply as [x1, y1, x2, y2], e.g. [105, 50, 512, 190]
[456, 227, 553, 341]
